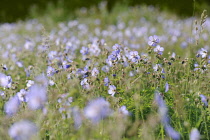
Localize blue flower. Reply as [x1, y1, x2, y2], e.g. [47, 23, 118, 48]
[0, 73, 12, 88]
[148, 35, 159, 47]
[197, 48, 207, 58]
[104, 77, 110, 86]
[108, 85, 116, 96]
[91, 67, 99, 77]
[80, 78, 90, 89]
[200, 94, 208, 107]
[154, 45, 164, 55]
[101, 65, 110, 73]
[4, 96, 20, 116]
[118, 106, 130, 116]
[190, 128, 200, 140]
[84, 98, 112, 124]
[154, 90, 180, 140]
[164, 124, 181, 140]
[47, 66, 56, 77]
[17, 89, 28, 102]
[165, 82, 169, 93]
[80, 46, 89, 55]
[27, 84, 47, 110]
[128, 51, 140, 63]
[8, 120, 38, 140]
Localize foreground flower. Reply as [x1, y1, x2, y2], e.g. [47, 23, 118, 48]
[0, 73, 12, 88]
[91, 67, 99, 77]
[154, 45, 164, 55]
[17, 89, 28, 102]
[84, 98, 112, 124]
[148, 35, 159, 46]
[155, 90, 180, 140]
[46, 66, 56, 77]
[108, 85, 116, 96]
[190, 128, 200, 140]
[27, 84, 47, 110]
[128, 51, 140, 63]
[118, 106, 130, 116]
[26, 80, 34, 88]
[4, 96, 20, 116]
[200, 94, 208, 107]
[8, 120, 38, 140]
[104, 77, 110, 86]
[165, 82, 169, 93]
[80, 78, 90, 89]
[197, 48, 207, 58]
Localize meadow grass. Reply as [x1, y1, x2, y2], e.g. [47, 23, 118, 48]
[0, 3, 210, 140]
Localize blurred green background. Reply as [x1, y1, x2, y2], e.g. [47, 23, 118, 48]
[0, 0, 209, 23]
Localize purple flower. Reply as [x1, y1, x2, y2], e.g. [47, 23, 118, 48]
[4, 96, 20, 116]
[164, 124, 181, 140]
[165, 82, 169, 93]
[16, 61, 24, 68]
[8, 120, 38, 140]
[154, 90, 180, 140]
[128, 51, 140, 63]
[47, 66, 56, 77]
[108, 85, 116, 96]
[84, 98, 112, 124]
[112, 44, 122, 51]
[148, 35, 159, 46]
[200, 94, 208, 107]
[72, 107, 82, 129]
[48, 51, 57, 60]
[35, 74, 48, 87]
[80, 46, 89, 55]
[197, 48, 207, 58]
[118, 106, 130, 116]
[26, 80, 35, 88]
[101, 65, 110, 73]
[61, 61, 71, 70]
[27, 84, 47, 110]
[0, 90, 5, 98]
[80, 78, 90, 89]
[104, 77, 110, 86]
[190, 128, 200, 140]
[154, 45, 164, 55]
[0, 73, 12, 88]
[153, 64, 161, 71]
[91, 67, 99, 77]
[17, 89, 28, 102]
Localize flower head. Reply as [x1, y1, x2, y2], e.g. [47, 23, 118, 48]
[148, 35, 159, 47]
[104, 77, 110, 86]
[200, 94, 208, 107]
[80, 78, 90, 89]
[8, 120, 38, 140]
[84, 98, 112, 124]
[108, 85, 116, 96]
[17, 89, 28, 102]
[190, 128, 200, 140]
[27, 84, 47, 110]
[4, 96, 20, 116]
[118, 106, 130, 116]
[197, 48, 207, 58]
[91, 67, 99, 77]
[128, 51, 140, 63]
[154, 45, 164, 55]
[0, 73, 12, 88]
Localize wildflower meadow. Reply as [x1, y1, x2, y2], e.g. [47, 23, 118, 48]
[0, 3, 210, 140]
